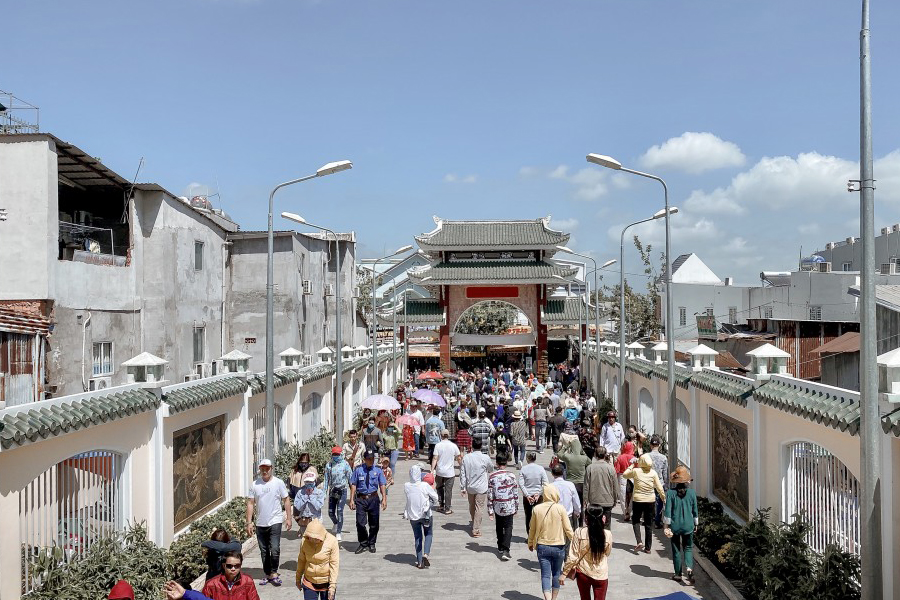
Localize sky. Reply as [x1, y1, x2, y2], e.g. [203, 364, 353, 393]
[5, 1, 900, 286]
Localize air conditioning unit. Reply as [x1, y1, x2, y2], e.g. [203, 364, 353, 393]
[817, 262, 832, 273]
[893, 224, 900, 233]
[882, 227, 890, 236]
[846, 237, 856, 244]
[324, 284, 334, 296]
[88, 377, 112, 391]
[302, 280, 312, 295]
[825, 242, 836, 250]
[354, 287, 361, 299]
[880, 263, 899, 275]
[183, 373, 201, 382]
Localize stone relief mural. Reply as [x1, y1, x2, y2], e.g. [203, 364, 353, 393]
[173, 415, 225, 530]
[710, 408, 749, 520]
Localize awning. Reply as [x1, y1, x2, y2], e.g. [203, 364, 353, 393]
[451, 333, 535, 346]
[811, 332, 860, 355]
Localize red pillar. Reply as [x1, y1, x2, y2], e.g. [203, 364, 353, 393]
[536, 284, 548, 378]
[439, 323, 450, 372]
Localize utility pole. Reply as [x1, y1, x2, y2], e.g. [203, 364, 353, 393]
[858, 1, 882, 598]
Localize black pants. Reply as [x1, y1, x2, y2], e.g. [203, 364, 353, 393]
[551, 435, 560, 453]
[355, 496, 381, 547]
[523, 496, 542, 535]
[255, 523, 282, 576]
[428, 443, 437, 463]
[573, 482, 584, 526]
[600, 504, 614, 530]
[631, 500, 655, 549]
[495, 513, 514, 552]
[436, 475, 455, 510]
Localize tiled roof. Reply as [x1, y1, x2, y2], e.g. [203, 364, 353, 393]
[409, 261, 578, 285]
[405, 299, 445, 324]
[0, 388, 160, 449]
[690, 369, 755, 406]
[754, 378, 860, 435]
[247, 354, 400, 395]
[646, 362, 693, 387]
[883, 407, 900, 437]
[625, 358, 652, 377]
[543, 298, 586, 324]
[415, 218, 569, 250]
[163, 377, 249, 414]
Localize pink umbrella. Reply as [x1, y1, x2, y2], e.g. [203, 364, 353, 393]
[395, 413, 419, 428]
[359, 394, 402, 411]
[413, 388, 446, 407]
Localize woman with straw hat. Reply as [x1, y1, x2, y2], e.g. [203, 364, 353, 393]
[663, 465, 699, 584]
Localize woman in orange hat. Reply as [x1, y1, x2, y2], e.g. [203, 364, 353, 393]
[663, 465, 699, 584]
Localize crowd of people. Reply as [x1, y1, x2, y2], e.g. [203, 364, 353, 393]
[107, 364, 699, 600]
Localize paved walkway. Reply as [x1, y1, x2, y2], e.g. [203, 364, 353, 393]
[242, 445, 727, 600]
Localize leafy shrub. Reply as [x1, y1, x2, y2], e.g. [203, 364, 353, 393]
[759, 513, 815, 600]
[694, 496, 740, 575]
[811, 543, 861, 600]
[725, 508, 777, 596]
[27, 522, 167, 600]
[166, 496, 248, 585]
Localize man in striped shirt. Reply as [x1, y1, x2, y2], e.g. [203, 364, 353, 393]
[470, 407, 495, 455]
[487, 454, 519, 561]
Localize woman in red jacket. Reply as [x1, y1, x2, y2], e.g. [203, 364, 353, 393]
[614, 441, 636, 521]
[201, 551, 260, 600]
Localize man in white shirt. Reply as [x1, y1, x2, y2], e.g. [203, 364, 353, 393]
[550, 463, 581, 533]
[409, 401, 426, 458]
[599, 410, 626, 459]
[459, 436, 494, 537]
[246, 458, 292, 586]
[431, 430, 461, 514]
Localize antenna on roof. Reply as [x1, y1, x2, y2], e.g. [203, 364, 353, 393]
[122, 157, 144, 223]
[0, 90, 39, 134]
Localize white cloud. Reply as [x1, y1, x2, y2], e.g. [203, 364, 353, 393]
[444, 173, 477, 184]
[519, 166, 537, 177]
[549, 165, 569, 179]
[549, 217, 579, 231]
[639, 131, 746, 174]
[548, 165, 609, 200]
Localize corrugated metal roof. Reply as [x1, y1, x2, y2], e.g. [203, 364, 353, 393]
[415, 218, 569, 250]
[811, 332, 860, 355]
[0, 387, 160, 449]
[0, 309, 50, 335]
[409, 261, 578, 284]
[848, 284, 900, 312]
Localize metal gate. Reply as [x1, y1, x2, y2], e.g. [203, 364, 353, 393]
[20, 451, 123, 594]
[783, 441, 860, 554]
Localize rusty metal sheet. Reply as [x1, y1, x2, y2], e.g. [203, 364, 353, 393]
[0, 332, 43, 405]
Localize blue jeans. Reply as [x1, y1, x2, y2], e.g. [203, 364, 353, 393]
[302, 588, 331, 600]
[256, 523, 282, 576]
[536, 544, 566, 592]
[535, 422, 547, 451]
[389, 449, 399, 475]
[512, 443, 526, 465]
[414, 432, 421, 453]
[410, 517, 433, 563]
[328, 487, 347, 534]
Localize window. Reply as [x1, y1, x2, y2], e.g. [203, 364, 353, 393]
[193, 326, 205, 363]
[92, 342, 113, 375]
[809, 305, 822, 321]
[679, 307, 687, 326]
[842, 261, 852, 271]
[705, 307, 715, 317]
[763, 306, 773, 319]
[194, 241, 204, 271]
[728, 307, 738, 324]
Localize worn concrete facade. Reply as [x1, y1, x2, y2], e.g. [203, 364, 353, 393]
[0, 134, 357, 401]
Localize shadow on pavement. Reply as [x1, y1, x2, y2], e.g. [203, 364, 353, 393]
[464, 542, 499, 554]
[501, 591, 543, 600]
[612, 541, 637, 553]
[630, 562, 674, 580]
[510, 535, 527, 544]
[516, 557, 539, 572]
[441, 522, 470, 532]
[382, 552, 417, 566]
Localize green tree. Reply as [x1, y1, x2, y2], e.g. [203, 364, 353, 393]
[356, 265, 382, 328]
[455, 301, 520, 335]
[598, 235, 664, 341]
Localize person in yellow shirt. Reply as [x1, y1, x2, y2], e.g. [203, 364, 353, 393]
[561, 505, 612, 599]
[623, 454, 666, 554]
[295, 520, 339, 600]
[527, 484, 575, 600]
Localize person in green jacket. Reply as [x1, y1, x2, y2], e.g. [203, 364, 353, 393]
[556, 435, 591, 525]
[663, 465, 699, 584]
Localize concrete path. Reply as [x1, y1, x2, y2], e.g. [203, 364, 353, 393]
[241, 445, 727, 600]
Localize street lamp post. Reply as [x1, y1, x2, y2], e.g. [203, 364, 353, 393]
[558, 246, 616, 400]
[589, 152, 679, 480]
[369, 246, 414, 393]
[615, 209, 673, 416]
[264, 160, 352, 461]
[280, 212, 345, 438]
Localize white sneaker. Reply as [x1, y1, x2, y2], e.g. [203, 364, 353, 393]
[336, 533, 342, 541]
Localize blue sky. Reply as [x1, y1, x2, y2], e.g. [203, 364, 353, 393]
[6, 1, 900, 285]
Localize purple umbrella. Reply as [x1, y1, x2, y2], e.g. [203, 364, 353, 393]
[359, 394, 401, 411]
[412, 388, 446, 407]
